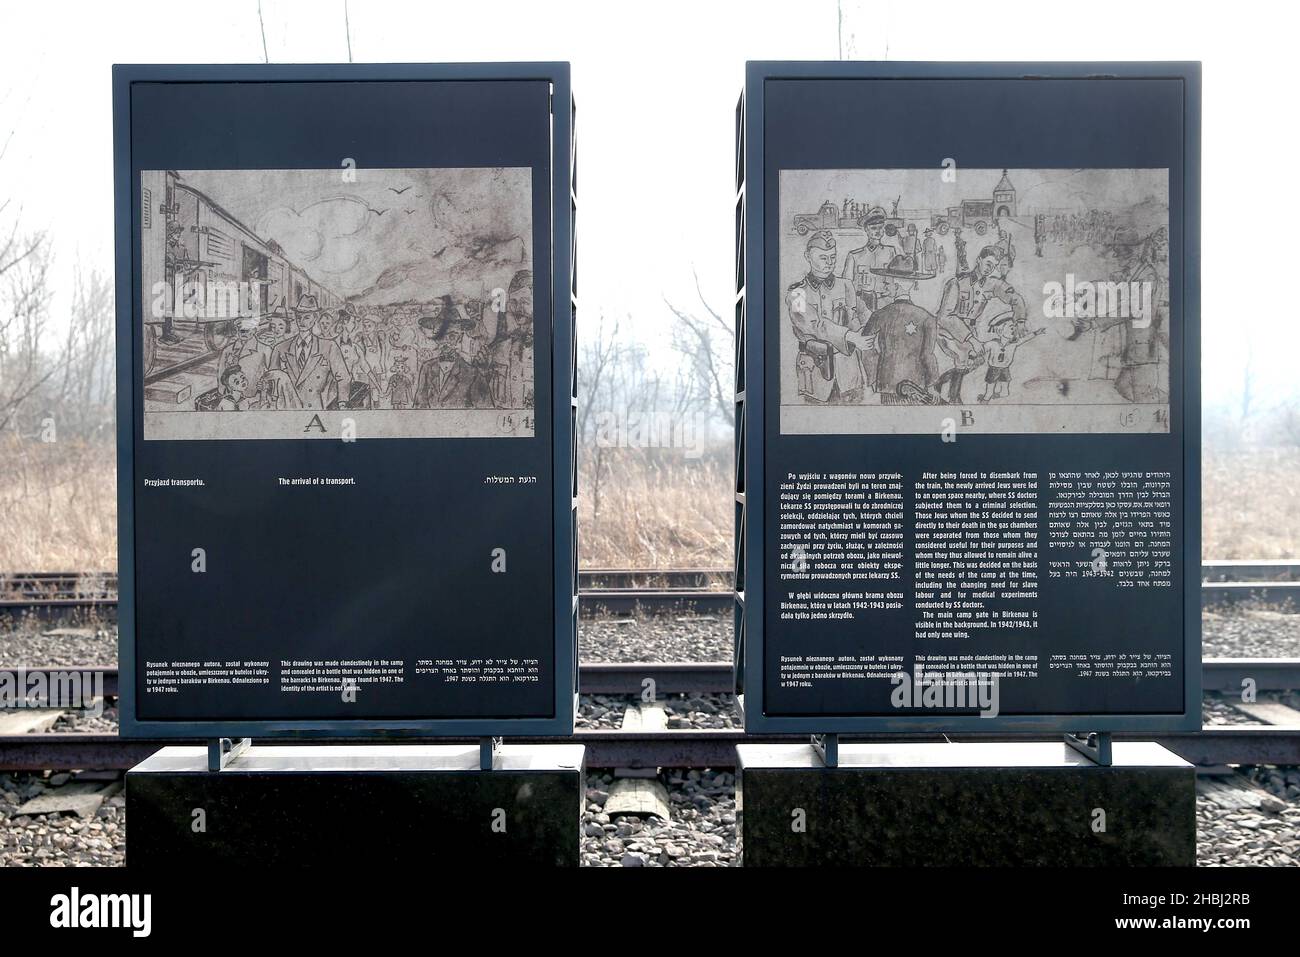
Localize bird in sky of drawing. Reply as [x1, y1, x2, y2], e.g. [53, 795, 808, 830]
[366, 206, 388, 217]
[404, 209, 416, 215]
[388, 186, 412, 195]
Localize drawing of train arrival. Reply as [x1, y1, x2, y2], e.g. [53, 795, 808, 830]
[139, 170, 343, 402]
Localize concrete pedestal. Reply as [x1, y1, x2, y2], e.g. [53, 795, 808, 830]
[737, 741, 1195, 866]
[126, 744, 585, 867]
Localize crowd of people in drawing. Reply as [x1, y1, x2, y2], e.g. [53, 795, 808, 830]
[1041, 208, 1121, 248]
[787, 203, 1169, 407]
[203, 270, 534, 413]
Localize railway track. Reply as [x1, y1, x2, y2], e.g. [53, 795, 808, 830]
[9, 561, 1300, 617]
[0, 568, 730, 595]
[1, 726, 1297, 772]
[0, 568, 735, 620]
[2, 660, 1298, 771]
[4, 565, 1300, 772]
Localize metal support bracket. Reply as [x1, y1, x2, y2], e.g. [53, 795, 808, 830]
[1064, 731, 1112, 767]
[810, 733, 839, 768]
[479, 736, 503, 771]
[207, 737, 251, 772]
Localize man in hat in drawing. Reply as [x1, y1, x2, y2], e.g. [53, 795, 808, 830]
[787, 229, 874, 405]
[861, 253, 941, 405]
[413, 309, 477, 409]
[487, 269, 535, 409]
[840, 205, 897, 315]
[921, 227, 939, 274]
[259, 303, 293, 349]
[268, 293, 353, 410]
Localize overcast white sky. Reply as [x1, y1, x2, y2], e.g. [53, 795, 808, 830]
[0, 0, 1295, 412]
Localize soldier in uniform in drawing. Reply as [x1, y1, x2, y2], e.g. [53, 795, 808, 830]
[973, 246, 1030, 340]
[788, 230, 875, 404]
[932, 245, 1003, 404]
[840, 206, 897, 316]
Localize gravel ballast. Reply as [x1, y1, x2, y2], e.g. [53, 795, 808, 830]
[4, 766, 1297, 867]
[5, 606, 1300, 667]
[3, 610, 1300, 867]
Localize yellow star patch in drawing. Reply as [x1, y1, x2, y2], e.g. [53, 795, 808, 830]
[904, 321, 917, 336]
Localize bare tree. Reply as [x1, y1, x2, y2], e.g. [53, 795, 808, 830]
[0, 232, 62, 434]
[663, 266, 735, 428]
[54, 265, 115, 438]
[577, 311, 702, 521]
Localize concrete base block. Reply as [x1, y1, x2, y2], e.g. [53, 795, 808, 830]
[126, 744, 585, 867]
[737, 741, 1195, 866]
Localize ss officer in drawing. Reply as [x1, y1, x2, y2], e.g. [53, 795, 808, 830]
[787, 229, 876, 404]
[840, 205, 897, 314]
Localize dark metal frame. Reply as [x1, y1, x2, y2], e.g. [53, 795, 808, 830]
[735, 61, 1201, 735]
[113, 63, 577, 738]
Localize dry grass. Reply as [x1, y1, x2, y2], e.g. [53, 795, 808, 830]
[1202, 447, 1300, 559]
[578, 446, 732, 569]
[0, 437, 1295, 571]
[0, 436, 116, 572]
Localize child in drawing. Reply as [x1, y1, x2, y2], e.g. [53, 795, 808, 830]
[217, 366, 251, 411]
[977, 314, 1045, 403]
[387, 355, 414, 410]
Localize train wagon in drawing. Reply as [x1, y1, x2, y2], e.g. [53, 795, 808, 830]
[139, 170, 342, 385]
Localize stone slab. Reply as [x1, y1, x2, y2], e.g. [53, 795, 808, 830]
[126, 744, 585, 867]
[737, 741, 1195, 866]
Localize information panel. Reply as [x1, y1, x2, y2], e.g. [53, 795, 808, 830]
[736, 63, 1200, 733]
[114, 64, 576, 736]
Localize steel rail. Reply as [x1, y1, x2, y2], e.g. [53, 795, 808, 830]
[1, 726, 1297, 772]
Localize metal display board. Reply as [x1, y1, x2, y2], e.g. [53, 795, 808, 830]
[735, 62, 1200, 734]
[114, 63, 577, 738]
